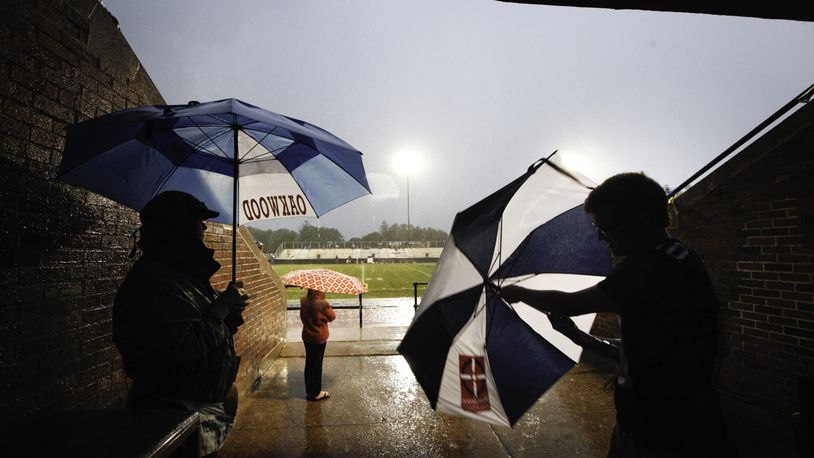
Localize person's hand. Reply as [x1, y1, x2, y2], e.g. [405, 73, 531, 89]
[547, 314, 577, 334]
[210, 281, 250, 320]
[499, 285, 528, 304]
[225, 280, 250, 314]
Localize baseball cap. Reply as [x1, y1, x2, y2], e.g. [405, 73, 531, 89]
[140, 191, 219, 226]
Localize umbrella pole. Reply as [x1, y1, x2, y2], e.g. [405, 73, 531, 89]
[232, 127, 239, 284]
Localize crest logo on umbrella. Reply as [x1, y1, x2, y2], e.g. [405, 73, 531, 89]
[459, 355, 490, 412]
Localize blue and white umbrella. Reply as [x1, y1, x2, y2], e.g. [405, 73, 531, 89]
[398, 154, 611, 427]
[58, 98, 371, 279]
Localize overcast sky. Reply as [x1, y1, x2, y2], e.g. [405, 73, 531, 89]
[103, 0, 814, 238]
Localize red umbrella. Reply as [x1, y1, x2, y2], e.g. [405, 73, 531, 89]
[281, 269, 368, 295]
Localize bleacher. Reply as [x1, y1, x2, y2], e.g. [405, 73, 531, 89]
[272, 241, 444, 263]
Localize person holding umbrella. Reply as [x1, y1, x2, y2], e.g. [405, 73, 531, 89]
[500, 173, 736, 457]
[300, 288, 336, 401]
[113, 191, 249, 457]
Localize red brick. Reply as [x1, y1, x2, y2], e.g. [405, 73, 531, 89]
[743, 328, 770, 339]
[741, 296, 767, 306]
[752, 272, 779, 281]
[783, 309, 814, 321]
[754, 209, 788, 220]
[753, 289, 781, 299]
[755, 322, 783, 333]
[765, 298, 798, 309]
[768, 316, 797, 327]
[737, 261, 764, 271]
[747, 236, 777, 246]
[777, 236, 806, 246]
[764, 281, 796, 291]
[773, 217, 801, 227]
[762, 246, 792, 255]
[795, 264, 814, 274]
[781, 291, 813, 302]
[779, 273, 810, 282]
[770, 199, 800, 210]
[797, 283, 814, 293]
[777, 254, 809, 263]
[786, 327, 814, 340]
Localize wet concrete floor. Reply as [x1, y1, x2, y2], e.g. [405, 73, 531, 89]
[220, 303, 799, 457]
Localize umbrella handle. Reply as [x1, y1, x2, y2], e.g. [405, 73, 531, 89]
[232, 127, 239, 283]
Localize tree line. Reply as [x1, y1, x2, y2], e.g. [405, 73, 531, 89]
[247, 221, 448, 253]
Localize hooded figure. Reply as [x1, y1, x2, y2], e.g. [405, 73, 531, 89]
[113, 191, 249, 457]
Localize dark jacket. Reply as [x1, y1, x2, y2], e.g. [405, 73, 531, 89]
[113, 243, 239, 404]
[300, 298, 336, 344]
[599, 239, 729, 452]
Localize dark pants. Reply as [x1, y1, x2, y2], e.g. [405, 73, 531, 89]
[606, 423, 684, 458]
[304, 341, 327, 399]
[606, 422, 738, 458]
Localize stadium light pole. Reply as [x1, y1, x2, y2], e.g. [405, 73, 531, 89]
[392, 151, 422, 241]
[406, 173, 410, 232]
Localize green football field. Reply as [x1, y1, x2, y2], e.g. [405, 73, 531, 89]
[272, 262, 437, 300]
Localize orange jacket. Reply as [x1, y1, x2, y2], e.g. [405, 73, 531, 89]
[300, 298, 336, 344]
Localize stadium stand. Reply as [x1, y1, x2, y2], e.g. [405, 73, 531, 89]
[271, 241, 444, 264]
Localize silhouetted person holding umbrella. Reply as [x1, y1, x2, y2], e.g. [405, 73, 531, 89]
[501, 172, 737, 457]
[113, 191, 249, 457]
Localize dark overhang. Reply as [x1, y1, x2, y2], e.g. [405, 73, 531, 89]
[496, 1, 814, 22]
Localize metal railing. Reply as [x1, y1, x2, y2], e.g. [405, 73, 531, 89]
[285, 280, 431, 327]
[285, 285, 365, 328]
[413, 282, 428, 309]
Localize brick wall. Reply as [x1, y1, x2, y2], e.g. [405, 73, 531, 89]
[0, 0, 286, 425]
[589, 101, 814, 414]
[669, 101, 814, 414]
[207, 225, 286, 391]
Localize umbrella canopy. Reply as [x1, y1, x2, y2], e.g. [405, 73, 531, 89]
[281, 268, 368, 295]
[397, 153, 612, 427]
[58, 98, 371, 280]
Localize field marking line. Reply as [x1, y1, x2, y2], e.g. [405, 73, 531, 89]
[402, 264, 432, 278]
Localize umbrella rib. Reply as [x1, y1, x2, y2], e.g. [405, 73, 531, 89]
[246, 122, 369, 196]
[484, 220, 503, 346]
[488, 220, 504, 284]
[171, 114, 231, 157]
[238, 126, 285, 162]
[182, 115, 233, 160]
[493, 227, 535, 289]
[273, 133, 369, 195]
[240, 156, 282, 165]
[490, 158, 595, 290]
[540, 153, 595, 191]
[152, 160, 184, 199]
[241, 143, 299, 162]
[301, 187, 322, 217]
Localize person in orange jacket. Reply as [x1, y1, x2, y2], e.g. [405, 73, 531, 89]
[300, 288, 336, 401]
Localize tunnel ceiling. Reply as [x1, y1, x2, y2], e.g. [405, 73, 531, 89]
[497, 1, 814, 22]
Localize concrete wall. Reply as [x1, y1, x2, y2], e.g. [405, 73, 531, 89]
[0, 0, 286, 424]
